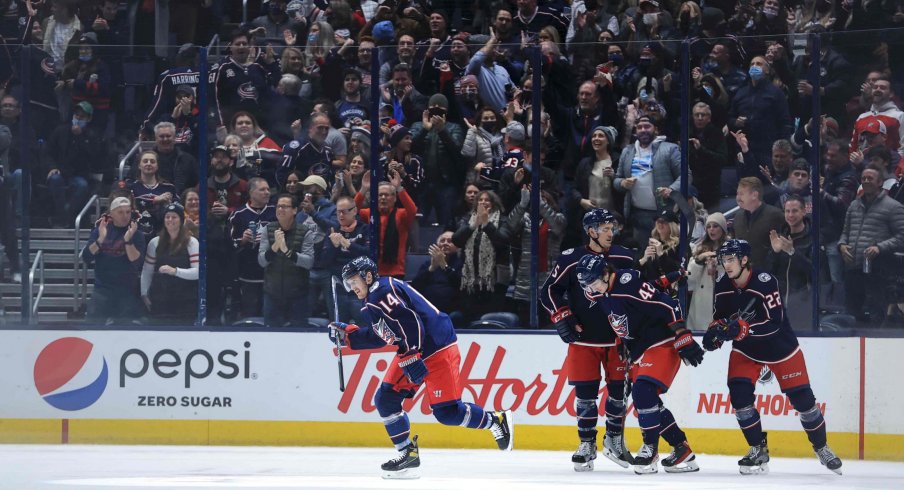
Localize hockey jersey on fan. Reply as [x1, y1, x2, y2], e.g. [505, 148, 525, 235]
[713, 268, 800, 363]
[228, 203, 276, 282]
[346, 277, 457, 358]
[540, 245, 635, 345]
[140, 66, 201, 135]
[129, 180, 179, 236]
[211, 56, 279, 125]
[598, 269, 682, 362]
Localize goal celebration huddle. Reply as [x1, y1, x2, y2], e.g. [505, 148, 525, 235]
[328, 208, 841, 479]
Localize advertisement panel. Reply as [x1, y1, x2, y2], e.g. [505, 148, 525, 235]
[0, 331, 865, 434]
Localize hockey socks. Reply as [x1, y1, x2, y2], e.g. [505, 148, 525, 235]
[735, 404, 764, 446]
[799, 405, 828, 449]
[658, 406, 688, 447]
[604, 394, 627, 435]
[382, 411, 413, 450]
[576, 397, 599, 441]
[632, 381, 662, 447]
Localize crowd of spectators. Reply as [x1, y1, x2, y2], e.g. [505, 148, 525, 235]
[1, 0, 904, 329]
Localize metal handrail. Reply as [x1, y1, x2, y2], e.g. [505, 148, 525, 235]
[74, 195, 100, 311]
[118, 141, 143, 181]
[723, 206, 740, 219]
[243, 0, 248, 23]
[28, 250, 45, 325]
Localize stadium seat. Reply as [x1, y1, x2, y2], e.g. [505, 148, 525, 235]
[308, 317, 330, 329]
[232, 317, 266, 327]
[481, 312, 520, 328]
[819, 313, 857, 332]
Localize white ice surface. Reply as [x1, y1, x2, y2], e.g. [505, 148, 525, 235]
[1, 444, 902, 489]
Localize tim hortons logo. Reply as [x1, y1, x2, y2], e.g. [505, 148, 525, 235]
[335, 343, 622, 416]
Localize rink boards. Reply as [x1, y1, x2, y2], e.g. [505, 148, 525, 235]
[0, 330, 901, 461]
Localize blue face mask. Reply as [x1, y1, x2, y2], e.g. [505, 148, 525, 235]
[703, 85, 714, 97]
[72, 117, 88, 129]
[308, 32, 318, 43]
[749, 65, 764, 81]
[78, 54, 92, 62]
[608, 53, 624, 65]
[702, 60, 718, 73]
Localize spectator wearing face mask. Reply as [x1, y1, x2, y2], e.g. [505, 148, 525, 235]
[410, 94, 464, 226]
[728, 56, 793, 169]
[462, 106, 505, 172]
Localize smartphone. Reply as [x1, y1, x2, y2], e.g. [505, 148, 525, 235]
[428, 106, 447, 118]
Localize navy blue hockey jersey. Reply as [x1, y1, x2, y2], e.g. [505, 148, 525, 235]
[228, 203, 276, 282]
[347, 277, 457, 358]
[140, 66, 201, 135]
[597, 269, 683, 362]
[713, 268, 800, 363]
[540, 245, 636, 345]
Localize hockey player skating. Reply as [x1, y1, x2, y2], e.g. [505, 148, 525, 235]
[328, 256, 513, 479]
[706, 239, 842, 475]
[540, 209, 637, 471]
[576, 254, 705, 475]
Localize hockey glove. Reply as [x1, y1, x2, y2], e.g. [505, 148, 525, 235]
[328, 322, 357, 347]
[702, 325, 723, 351]
[398, 350, 428, 385]
[654, 269, 688, 291]
[717, 318, 750, 342]
[551, 308, 581, 343]
[673, 329, 705, 367]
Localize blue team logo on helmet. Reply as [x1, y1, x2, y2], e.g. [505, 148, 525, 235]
[582, 208, 617, 233]
[342, 256, 379, 289]
[717, 239, 752, 265]
[576, 254, 609, 289]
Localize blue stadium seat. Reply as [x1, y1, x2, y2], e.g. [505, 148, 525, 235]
[819, 313, 857, 332]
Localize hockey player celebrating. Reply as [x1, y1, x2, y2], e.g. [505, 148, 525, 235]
[540, 208, 636, 471]
[576, 254, 705, 475]
[328, 256, 513, 479]
[705, 239, 842, 475]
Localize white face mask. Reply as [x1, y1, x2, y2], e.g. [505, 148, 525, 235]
[642, 13, 658, 26]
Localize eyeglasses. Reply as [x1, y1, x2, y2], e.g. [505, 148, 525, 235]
[337, 207, 357, 215]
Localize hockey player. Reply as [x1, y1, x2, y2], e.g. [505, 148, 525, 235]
[705, 239, 842, 475]
[328, 256, 513, 479]
[576, 254, 705, 475]
[539, 208, 636, 471]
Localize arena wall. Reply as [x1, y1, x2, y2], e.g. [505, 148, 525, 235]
[0, 331, 899, 461]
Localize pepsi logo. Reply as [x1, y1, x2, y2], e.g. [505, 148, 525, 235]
[34, 337, 108, 411]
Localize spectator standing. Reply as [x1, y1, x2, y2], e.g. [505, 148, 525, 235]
[140, 203, 199, 323]
[280, 112, 335, 187]
[462, 106, 504, 170]
[60, 33, 112, 133]
[688, 102, 727, 210]
[258, 193, 319, 327]
[382, 123, 424, 204]
[321, 195, 370, 325]
[206, 145, 248, 325]
[227, 111, 283, 187]
[140, 43, 201, 138]
[687, 212, 729, 331]
[637, 209, 683, 283]
[354, 170, 417, 279]
[568, 125, 618, 249]
[733, 176, 785, 266]
[728, 56, 793, 168]
[229, 177, 276, 318]
[211, 28, 279, 127]
[0, 122, 19, 283]
[81, 196, 146, 325]
[839, 166, 904, 324]
[851, 76, 904, 158]
[128, 150, 179, 239]
[820, 139, 859, 306]
[409, 93, 464, 226]
[614, 115, 685, 245]
[764, 195, 815, 328]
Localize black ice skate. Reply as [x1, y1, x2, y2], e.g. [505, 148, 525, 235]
[602, 432, 634, 468]
[739, 432, 770, 475]
[632, 443, 659, 475]
[815, 445, 843, 475]
[571, 439, 597, 472]
[661, 441, 700, 473]
[381, 435, 420, 480]
[490, 410, 514, 451]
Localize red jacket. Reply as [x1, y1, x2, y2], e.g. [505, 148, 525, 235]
[355, 188, 418, 278]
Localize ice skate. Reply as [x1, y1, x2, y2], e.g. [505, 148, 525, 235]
[381, 435, 420, 479]
[661, 441, 700, 473]
[571, 439, 596, 472]
[490, 410, 514, 451]
[739, 433, 770, 475]
[602, 432, 634, 468]
[632, 443, 659, 474]
[816, 445, 843, 475]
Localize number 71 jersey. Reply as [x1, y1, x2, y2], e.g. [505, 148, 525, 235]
[713, 269, 800, 363]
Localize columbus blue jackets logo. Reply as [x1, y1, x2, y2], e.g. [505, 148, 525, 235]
[620, 273, 632, 284]
[373, 318, 397, 344]
[758, 273, 772, 282]
[608, 313, 630, 339]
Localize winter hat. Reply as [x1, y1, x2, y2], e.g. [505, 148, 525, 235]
[351, 126, 371, 144]
[501, 121, 526, 143]
[389, 124, 410, 146]
[591, 126, 618, 147]
[372, 21, 395, 44]
[164, 203, 185, 224]
[705, 212, 727, 233]
[428, 93, 449, 109]
[110, 196, 132, 211]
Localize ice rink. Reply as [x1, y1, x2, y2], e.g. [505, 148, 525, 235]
[2, 445, 903, 489]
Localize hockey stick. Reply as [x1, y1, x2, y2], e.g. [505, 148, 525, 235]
[331, 276, 346, 392]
